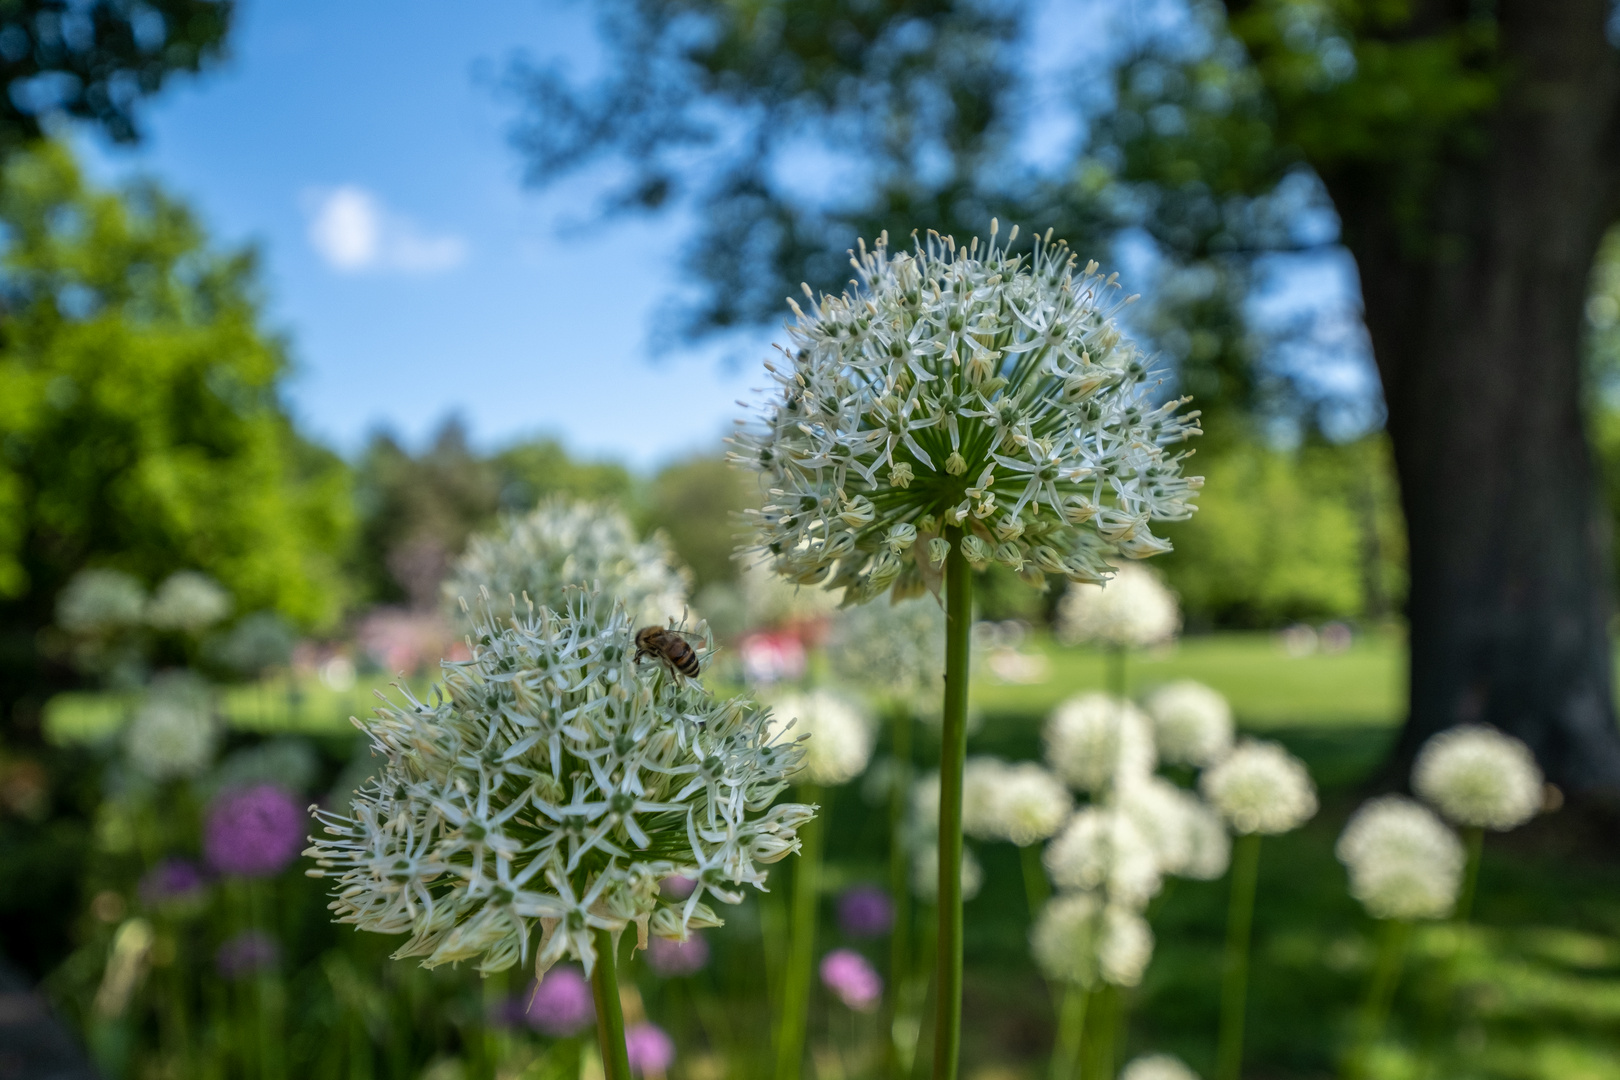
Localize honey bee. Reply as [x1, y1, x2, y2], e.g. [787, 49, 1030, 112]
[633, 626, 703, 679]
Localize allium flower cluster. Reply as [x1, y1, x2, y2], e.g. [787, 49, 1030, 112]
[1118, 776, 1230, 881]
[625, 1022, 676, 1075]
[826, 596, 945, 703]
[124, 673, 217, 781]
[1043, 693, 1156, 793]
[821, 948, 883, 1011]
[146, 571, 232, 632]
[767, 690, 873, 786]
[1055, 563, 1181, 649]
[1030, 892, 1154, 988]
[1044, 807, 1164, 908]
[1143, 680, 1233, 767]
[444, 499, 689, 627]
[1200, 740, 1317, 835]
[729, 227, 1201, 605]
[305, 592, 812, 976]
[1121, 1054, 1201, 1080]
[523, 966, 595, 1035]
[57, 568, 146, 633]
[1412, 725, 1543, 831]
[838, 885, 895, 937]
[962, 757, 1072, 846]
[1336, 796, 1464, 921]
[207, 784, 306, 877]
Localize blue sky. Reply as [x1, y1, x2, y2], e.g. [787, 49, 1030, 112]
[77, 0, 768, 470]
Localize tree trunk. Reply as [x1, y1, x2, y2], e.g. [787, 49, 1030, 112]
[1325, 0, 1620, 794]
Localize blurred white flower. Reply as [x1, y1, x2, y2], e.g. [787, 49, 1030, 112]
[444, 498, 689, 629]
[1118, 776, 1230, 881]
[1121, 1054, 1201, 1080]
[1336, 796, 1465, 921]
[768, 690, 874, 787]
[307, 591, 810, 976]
[124, 674, 217, 781]
[145, 572, 232, 632]
[1044, 806, 1163, 909]
[1029, 892, 1154, 988]
[1412, 725, 1543, 831]
[1143, 680, 1233, 768]
[827, 596, 945, 703]
[740, 558, 845, 630]
[1054, 563, 1180, 649]
[729, 229, 1201, 606]
[1043, 693, 1156, 793]
[58, 569, 147, 634]
[911, 842, 983, 902]
[1200, 740, 1317, 836]
[961, 758, 1073, 847]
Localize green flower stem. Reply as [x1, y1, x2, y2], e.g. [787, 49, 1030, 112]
[1019, 843, 1050, 921]
[1345, 918, 1414, 1080]
[887, 705, 916, 1080]
[1216, 833, 1263, 1080]
[590, 928, 633, 1080]
[776, 782, 825, 1080]
[1049, 984, 1090, 1080]
[932, 526, 974, 1080]
[1454, 826, 1485, 924]
[1084, 986, 1116, 1080]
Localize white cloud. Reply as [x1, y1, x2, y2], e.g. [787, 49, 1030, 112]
[305, 185, 467, 274]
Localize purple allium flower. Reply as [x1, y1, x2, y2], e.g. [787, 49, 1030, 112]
[216, 930, 278, 978]
[204, 784, 305, 878]
[625, 1022, 675, 1076]
[820, 949, 882, 1012]
[838, 885, 894, 938]
[646, 933, 709, 977]
[523, 966, 594, 1036]
[138, 858, 207, 906]
[659, 875, 696, 900]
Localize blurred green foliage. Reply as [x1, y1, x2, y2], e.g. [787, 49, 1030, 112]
[639, 454, 755, 595]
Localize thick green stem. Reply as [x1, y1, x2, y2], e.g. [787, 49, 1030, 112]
[1049, 985, 1089, 1080]
[590, 929, 632, 1080]
[887, 706, 915, 1080]
[1084, 986, 1117, 1080]
[1019, 843, 1050, 922]
[932, 526, 973, 1080]
[776, 783, 824, 1080]
[1453, 827, 1485, 924]
[1216, 833, 1263, 1080]
[1345, 919, 1413, 1080]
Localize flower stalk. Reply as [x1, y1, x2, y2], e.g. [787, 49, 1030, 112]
[590, 928, 632, 1080]
[1453, 825, 1485, 924]
[1050, 985, 1089, 1080]
[775, 783, 825, 1080]
[1215, 833, 1262, 1080]
[932, 527, 973, 1080]
[1345, 918, 1413, 1080]
[886, 706, 916, 1080]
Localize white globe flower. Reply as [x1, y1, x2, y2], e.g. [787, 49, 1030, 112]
[306, 591, 811, 976]
[768, 690, 874, 787]
[991, 762, 1075, 847]
[961, 757, 1008, 839]
[1044, 807, 1163, 909]
[1030, 892, 1154, 988]
[1181, 796, 1233, 881]
[1043, 693, 1156, 793]
[1118, 776, 1229, 881]
[827, 596, 945, 703]
[1143, 680, 1233, 768]
[444, 498, 689, 629]
[58, 569, 147, 634]
[912, 842, 983, 902]
[729, 228, 1202, 606]
[1336, 796, 1465, 921]
[146, 571, 232, 632]
[1412, 725, 1543, 831]
[123, 674, 217, 781]
[1200, 740, 1317, 836]
[1055, 563, 1181, 649]
[1121, 1054, 1201, 1080]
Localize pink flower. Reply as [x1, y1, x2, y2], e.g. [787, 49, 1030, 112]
[625, 1022, 675, 1075]
[204, 784, 305, 878]
[820, 948, 882, 1011]
[646, 933, 709, 977]
[523, 966, 595, 1036]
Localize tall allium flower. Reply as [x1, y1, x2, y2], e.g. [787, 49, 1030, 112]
[1118, 776, 1231, 881]
[57, 568, 147, 633]
[124, 673, 217, 781]
[730, 228, 1200, 600]
[207, 784, 305, 877]
[826, 597, 945, 704]
[960, 757, 1073, 846]
[1121, 1054, 1201, 1080]
[1200, 740, 1317, 836]
[1030, 893, 1154, 988]
[1336, 796, 1465, 921]
[1055, 563, 1181, 649]
[146, 571, 232, 632]
[820, 948, 884, 1011]
[1143, 680, 1234, 768]
[767, 690, 874, 786]
[444, 498, 690, 627]
[523, 966, 595, 1035]
[624, 1022, 676, 1076]
[1044, 693, 1157, 794]
[305, 592, 810, 977]
[1044, 807, 1163, 909]
[1412, 725, 1543, 831]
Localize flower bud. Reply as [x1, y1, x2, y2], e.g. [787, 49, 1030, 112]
[994, 542, 1025, 571]
[1032, 545, 1068, 574]
[995, 516, 1024, 541]
[928, 537, 951, 568]
[945, 452, 967, 476]
[840, 496, 876, 528]
[889, 463, 914, 488]
[961, 535, 993, 568]
[917, 514, 939, 533]
[886, 523, 918, 552]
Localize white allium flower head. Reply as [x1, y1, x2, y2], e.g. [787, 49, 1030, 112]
[827, 596, 945, 703]
[728, 227, 1202, 606]
[1121, 1054, 1201, 1080]
[124, 673, 217, 780]
[1143, 680, 1233, 767]
[1029, 892, 1154, 988]
[1200, 739, 1317, 835]
[146, 571, 232, 632]
[58, 568, 147, 634]
[964, 759, 1073, 847]
[1118, 776, 1229, 881]
[444, 498, 690, 629]
[1043, 693, 1156, 793]
[1055, 563, 1181, 649]
[1044, 806, 1163, 908]
[767, 690, 873, 786]
[912, 842, 983, 902]
[1336, 795, 1465, 921]
[1412, 725, 1543, 831]
[305, 590, 812, 977]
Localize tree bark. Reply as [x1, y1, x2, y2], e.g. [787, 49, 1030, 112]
[1324, 0, 1620, 794]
